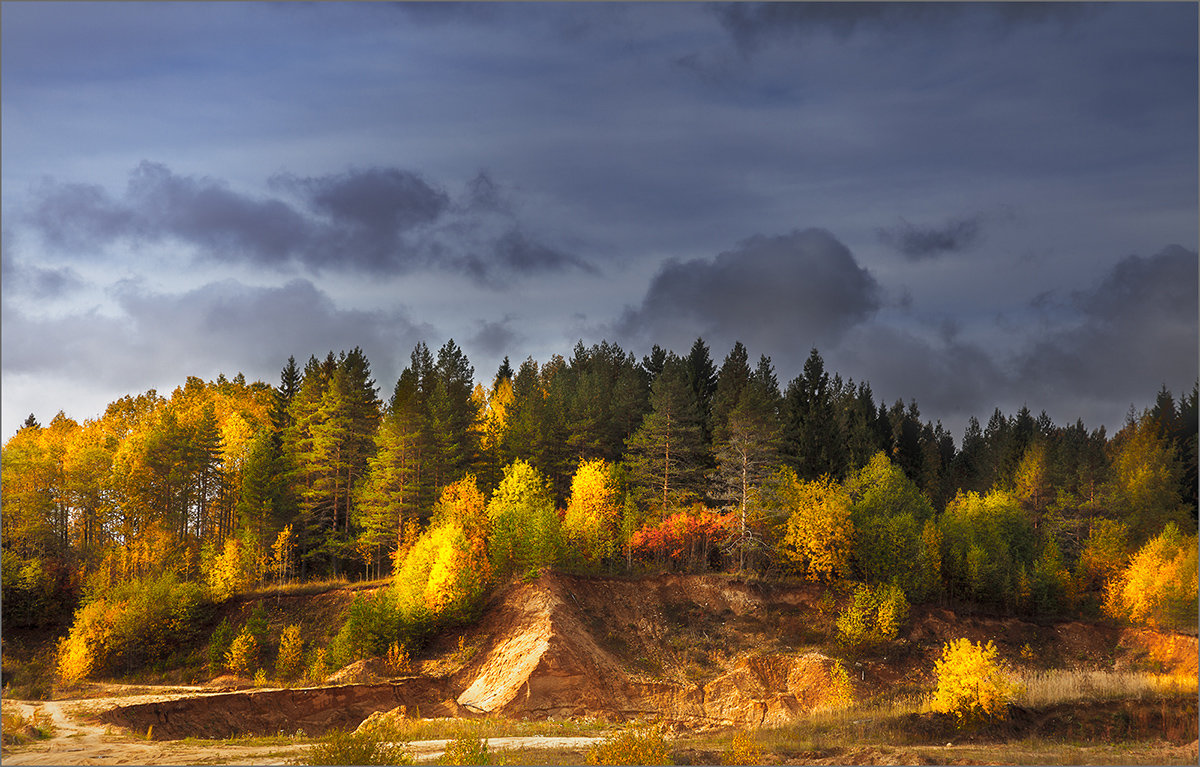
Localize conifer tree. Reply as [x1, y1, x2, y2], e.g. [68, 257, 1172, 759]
[624, 354, 707, 510]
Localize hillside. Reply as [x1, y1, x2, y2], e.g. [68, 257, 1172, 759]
[93, 571, 1197, 740]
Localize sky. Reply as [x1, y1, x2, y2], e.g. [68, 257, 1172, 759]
[2, 1, 1197, 443]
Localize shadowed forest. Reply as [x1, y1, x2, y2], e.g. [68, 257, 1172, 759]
[3, 338, 1197, 693]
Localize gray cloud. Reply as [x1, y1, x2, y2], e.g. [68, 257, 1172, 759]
[716, 2, 1098, 54]
[1, 278, 433, 393]
[1, 230, 86, 299]
[24, 163, 590, 284]
[272, 167, 448, 260]
[831, 323, 1006, 425]
[469, 316, 522, 358]
[878, 216, 983, 260]
[1016, 244, 1199, 407]
[493, 230, 597, 276]
[615, 228, 880, 357]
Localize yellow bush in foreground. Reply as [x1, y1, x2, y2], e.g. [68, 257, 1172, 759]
[930, 638, 1023, 725]
[587, 721, 672, 765]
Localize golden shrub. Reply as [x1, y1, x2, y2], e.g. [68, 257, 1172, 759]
[276, 625, 304, 681]
[587, 721, 672, 765]
[225, 629, 258, 677]
[722, 730, 763, 765]
[930, 638, 1023, 725]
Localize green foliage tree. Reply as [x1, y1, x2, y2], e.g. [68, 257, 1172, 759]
[1104, 413, 1192, 543]
[940, 490, 1035, 610]
[846, 452, 935, 597]
[487, 460, 563, 578]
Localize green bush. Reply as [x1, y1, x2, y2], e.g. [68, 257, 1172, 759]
[208, 618, 236, 673]
[329, 589, 405, 669]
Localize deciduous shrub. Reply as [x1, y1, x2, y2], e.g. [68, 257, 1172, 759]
[586, 721, 672, 765]
[440, 733, 491, 765]
[835, 582, 909, 650]
[56, 572, 207, 684]
[225, 629, 258, 676]
[276, 624, 304, 681]
[930, 638, 1023, 725]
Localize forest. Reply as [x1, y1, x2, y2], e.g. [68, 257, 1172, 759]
[3, 337, 1197, 682]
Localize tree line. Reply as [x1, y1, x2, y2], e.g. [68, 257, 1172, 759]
[3, 337, 1197, 632]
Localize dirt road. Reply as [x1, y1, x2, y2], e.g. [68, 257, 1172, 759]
[2, 692, 602, 765]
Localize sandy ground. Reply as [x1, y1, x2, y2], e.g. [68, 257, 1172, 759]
[2, 691, 602, 765]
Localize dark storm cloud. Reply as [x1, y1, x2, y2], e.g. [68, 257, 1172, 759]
[493, 230, 597, 275]
[877, 216, 983, 261]
[831, 324, 1006, 427]
[616, 228, 880, 354]
[272, 167, 448, 250]
[1016, 245, 1199, 405]
[469, 317, 522, 358]
[127, 162, 312, 265]
[716, 2, 1097, 53]
[2, 278, 432, 391]
[24, 163, 590, 283]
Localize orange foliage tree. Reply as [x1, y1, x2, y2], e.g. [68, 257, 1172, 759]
[629, 504, 733, 572]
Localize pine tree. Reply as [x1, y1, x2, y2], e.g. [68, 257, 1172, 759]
[624, 354, 707, 510]
[782, 348, 847, 480]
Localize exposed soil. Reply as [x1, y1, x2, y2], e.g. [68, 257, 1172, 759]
[4, 571, 1196, 765]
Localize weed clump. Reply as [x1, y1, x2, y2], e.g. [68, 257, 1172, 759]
[722, 729, 763, 765]
[587, 720, 672, 765]
[440, 732, 491, 765]
[294, 726, 413, 766]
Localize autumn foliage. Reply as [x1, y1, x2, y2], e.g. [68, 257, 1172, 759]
[930, 638, 1024, 725]
[1104, 522, 1198, 631]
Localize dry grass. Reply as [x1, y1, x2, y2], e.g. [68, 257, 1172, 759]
[1, 704, 55, 746]
[1018, 668, 1198, 707]
[359, 711, 612, 742]
[242, 576, 389, 600]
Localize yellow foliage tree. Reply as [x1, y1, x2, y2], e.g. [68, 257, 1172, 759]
[422, 521, 488, 615]
[225, 629, 258, 676]
[563, 458, 619, 569]
[205, 535, 256, 601]
[276, 624, 304, 681]
[1104, 522, 1198, 631]
[930, 638, 1023, 725]
[271, 525, 294, 584]
[778, 471, 854, 581]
